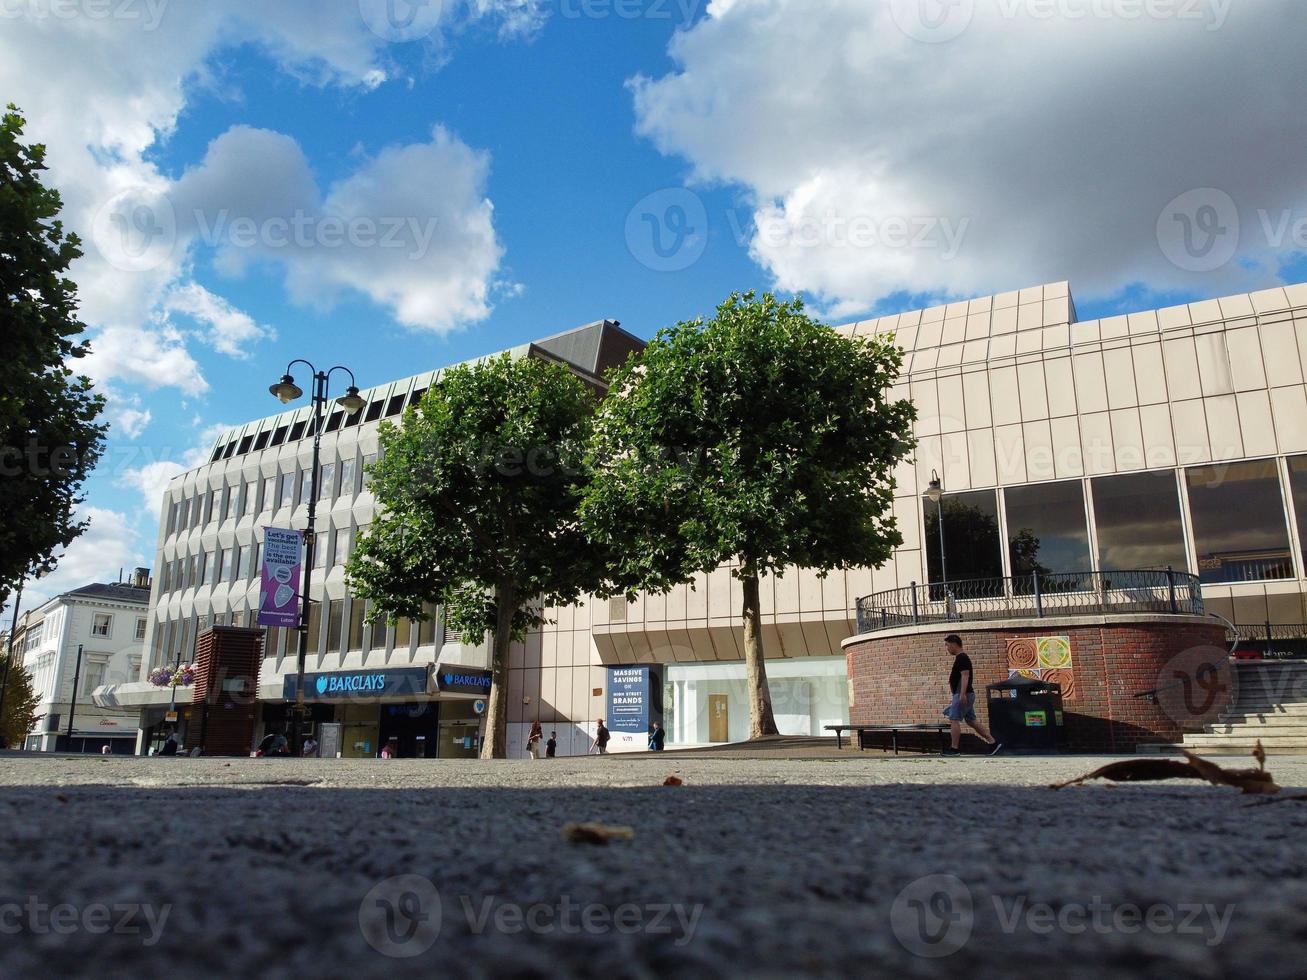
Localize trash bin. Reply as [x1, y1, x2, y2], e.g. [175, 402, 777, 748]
[985, 676, 1066, 752]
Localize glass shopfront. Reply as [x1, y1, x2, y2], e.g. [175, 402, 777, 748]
[1091, 470, 1188, 571]
[1187, 460, 1294, 584]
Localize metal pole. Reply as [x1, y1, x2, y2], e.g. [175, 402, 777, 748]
[0, 581, 24, 745]
[936, 496, 948, 593]
[169, 649, 181, 713]
[1167, 566, 1177, 614]
[291, 372, 325, 758]
[66, 643, 84, 749]
[1033, 570, 1043, 618]
[910, 582, 919, 625]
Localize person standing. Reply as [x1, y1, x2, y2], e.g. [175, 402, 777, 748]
[942, 634, 1001, 756]
[527, 720, 543, 760]
[648, 722, 666, 752]
[592, 718, 611, 755]
[302, 735, 319, 758]
[546, 731, 557, 758]
[159, 731, 179, 756]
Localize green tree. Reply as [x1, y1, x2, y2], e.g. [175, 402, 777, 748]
[0, 655, 40, 749]
[345, 355, 605, 758]
[582, 292, 916, 738]
[0, 105, 107, 606]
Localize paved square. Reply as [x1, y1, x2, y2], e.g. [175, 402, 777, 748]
[2, 752, 1306, 978]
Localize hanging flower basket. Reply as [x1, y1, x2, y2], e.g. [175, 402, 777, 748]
[149, 664, 196, 688]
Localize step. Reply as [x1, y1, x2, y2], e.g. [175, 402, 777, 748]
[1183, 736, 1307, 749]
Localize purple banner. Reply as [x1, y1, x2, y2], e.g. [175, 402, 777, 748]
[258, 527, 303, 628]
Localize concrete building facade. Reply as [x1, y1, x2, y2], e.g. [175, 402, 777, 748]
[107, 280, 1307, 756]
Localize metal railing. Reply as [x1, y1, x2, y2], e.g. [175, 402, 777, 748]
[854, 568, 1203, 635]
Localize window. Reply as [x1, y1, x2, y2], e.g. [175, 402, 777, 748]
[206, 489, 219, 524]
[234, 546, 250, 581]
[279, 471, 295, 509]
[82, 660, 107, 696]
[197, 551, 210, 587]
[305, 600, 322, 654]
[418, 603, 438, 646]
[362, 453, 378, 488]
[1289, 456, 1307, 566]
[318, 462, 336, 501]
[393, 616, 412, 650]
[924, 489, 1004, 586]
[166, 500, 177, 536]
[300, 469, 312, 505]
[177, 497, 189, 530]
[365, 399, 384, 422]
[1187, 460, 1294, 583]
[333, 528, 351, 566]
[326, 599, 344, 653]
[385, 393, 405, 417]
[260, 476, 274, 512]
[92, 613, 113, 637]
[216, 548, 229, 582]
[1004, 480, 1092, 580]
[222, 485, 235, 520]
[339, 458, 356, 497]
[135, 617, 148, 641]
[348, 600, 367, 651]
[289, 420, 307, 441]
[270, 424, 288, 447]
[313, 532, 328, 568]
[231, 609, 245, 628]
[1091, 471, 1188, 571]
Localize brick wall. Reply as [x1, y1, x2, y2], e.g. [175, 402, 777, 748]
[845, 617, 1230, 752]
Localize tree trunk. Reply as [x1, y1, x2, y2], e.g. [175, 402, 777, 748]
[741, 565, 779, 738]
[479, 582, 516, 759]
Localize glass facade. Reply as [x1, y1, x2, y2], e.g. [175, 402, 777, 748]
[1289, 455, 1307, 566]
[1092, 471, 1188, 571]
[1187, 460, 1294, 584]
[1004, 480, 1091, 578]
[923, 489, 1003, 584]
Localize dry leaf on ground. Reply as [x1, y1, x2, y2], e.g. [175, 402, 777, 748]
[663, 775, 684, 786]
[1052, 742, 1280, 795]
[563, 822, 635, 845]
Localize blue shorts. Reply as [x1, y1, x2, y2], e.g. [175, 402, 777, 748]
[943, 692, 977, 723]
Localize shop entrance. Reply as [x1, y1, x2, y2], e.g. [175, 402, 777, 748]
[378, 702, 440, 758]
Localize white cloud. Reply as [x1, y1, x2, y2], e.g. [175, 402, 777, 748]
[103, 391, 153, 440]
[162, 282, 274, 359]
[629, 0, 1307, 313]
[13, 507, 143, 613]
[81, 324, 207, 393]
[117, 422, 232, 514]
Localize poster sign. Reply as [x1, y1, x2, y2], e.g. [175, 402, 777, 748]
[606, 665, 663, 735]
[433, 665, 493, 696]
[258, 527, 303, 628]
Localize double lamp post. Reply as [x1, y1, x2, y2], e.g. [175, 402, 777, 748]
[269, 361, 364, 756]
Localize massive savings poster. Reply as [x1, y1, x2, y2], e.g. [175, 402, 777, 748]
[258, 527, 303, 628]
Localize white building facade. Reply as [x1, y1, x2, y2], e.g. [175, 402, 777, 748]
[15, 575, 151, 752]
[110, 281, 1307, 756]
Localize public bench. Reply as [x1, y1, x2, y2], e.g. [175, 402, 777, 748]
[826, 723, 951, 755]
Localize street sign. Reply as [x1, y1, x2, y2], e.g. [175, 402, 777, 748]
[164, 710, 179, 724]
[473, 699, 486, 715]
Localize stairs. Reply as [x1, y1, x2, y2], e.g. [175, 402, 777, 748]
[1181, 661, 1307, 754]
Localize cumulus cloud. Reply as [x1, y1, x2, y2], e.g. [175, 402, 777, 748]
[81, 324, 207, 393]
[629, 0, 1307, 314]
[116, 422, 233, 515]
[162, 282, 275, 359]
[11, 507, 144, 614]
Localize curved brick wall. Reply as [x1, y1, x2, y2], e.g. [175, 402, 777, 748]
[843, 615, 1230, 752]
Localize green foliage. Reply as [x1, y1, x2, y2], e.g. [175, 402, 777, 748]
[0, 656, 40, 748]
[0, 105, 107, 604]
[582, 291, 917, 590]
[345, 354, 604, 646]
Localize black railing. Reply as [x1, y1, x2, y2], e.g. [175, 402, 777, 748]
[855, 568, 1203, 635]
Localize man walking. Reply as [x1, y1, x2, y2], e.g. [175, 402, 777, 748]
[942, 634, 1001, 756]
[592, 718, 611, 755]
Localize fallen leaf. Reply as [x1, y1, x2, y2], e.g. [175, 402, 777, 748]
[1181, 750, 1280, 795]
[1051, 760, 1196, 790]
[663, 776, 684, 786]
[562, 822, 634, 845]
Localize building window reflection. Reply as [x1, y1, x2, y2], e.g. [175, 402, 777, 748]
[1186, 459, 1294, 584]
[1091, 471, 1188, 572]
[1289, 456, 1307, 573]
[923, 489, 1003, 588]
[1003, 480, 1091, 583]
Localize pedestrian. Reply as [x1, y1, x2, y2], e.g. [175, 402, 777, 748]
[159, 730, 179, 756]
[546, 730, 557, 758]
[256, 731, 288, 757]
[527, 720, 543, 759]
[648, 722, 666, 751]
[100, 744, 111, 755]
[941, 634, 1002, 756]
[302, 735, 319, 758]
[592, 718, 611, 755]
[380, 737, 398, 759]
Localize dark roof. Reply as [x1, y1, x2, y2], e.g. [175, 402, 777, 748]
[531, 320, 645, 378]
[64, 582, 152, 605]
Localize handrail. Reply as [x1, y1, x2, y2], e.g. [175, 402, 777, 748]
[854, 567, 1203, 635]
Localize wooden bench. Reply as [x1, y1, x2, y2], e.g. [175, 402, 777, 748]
[826, 724, 951, 755]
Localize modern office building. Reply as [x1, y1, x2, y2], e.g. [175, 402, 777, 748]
[103, 280, 1307, 756]
[12, 572, 151, 753]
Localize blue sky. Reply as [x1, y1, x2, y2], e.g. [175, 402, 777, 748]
[1, 0, 1304, 606]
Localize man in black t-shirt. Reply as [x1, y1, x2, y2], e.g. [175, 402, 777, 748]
[942, 634, 1001, 756]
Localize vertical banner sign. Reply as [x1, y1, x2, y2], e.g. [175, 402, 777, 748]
[258, 527, 303, 628]
[606, 665, 662, 735]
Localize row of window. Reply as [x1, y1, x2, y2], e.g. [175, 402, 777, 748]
[924, 456, 1307, 586]
[165, 452, 379, 538]
[150, 601, 440, 666]
[158, 525, 368, 595]
[206, 387, 426, 465]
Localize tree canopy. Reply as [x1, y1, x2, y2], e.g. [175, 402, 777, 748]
[582, 291, 916, 736]
[0, 105, 106, 605]
[345, 354, 606, 757]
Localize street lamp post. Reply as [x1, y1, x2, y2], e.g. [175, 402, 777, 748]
[269, 361, 365, 757]
[0, 581, 24, 748]
[924, 470, 948, 597]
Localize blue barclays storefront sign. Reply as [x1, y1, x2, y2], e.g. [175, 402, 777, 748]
[433, 664, 493, 696]
[607, 665, 663, 735]
[283, 666, 431, 702]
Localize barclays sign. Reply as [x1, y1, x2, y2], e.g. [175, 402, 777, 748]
[283, 666, 431, 702]
[433, 664, 493, 696]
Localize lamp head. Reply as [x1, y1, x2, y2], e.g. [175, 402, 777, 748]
[337, 386, 366, 415]
[269, 375, 303, 404]
[924, 472, 943, 504]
